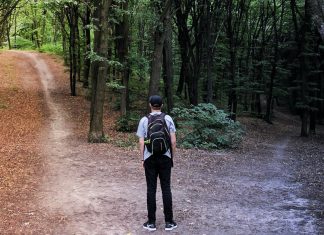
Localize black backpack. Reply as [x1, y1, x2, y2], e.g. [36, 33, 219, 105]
[145, 113, 171, 155]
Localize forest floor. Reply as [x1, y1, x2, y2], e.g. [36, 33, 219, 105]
[0, 50, 323, 235]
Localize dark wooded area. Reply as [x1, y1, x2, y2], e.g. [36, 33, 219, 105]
[0, 0, 323, 142]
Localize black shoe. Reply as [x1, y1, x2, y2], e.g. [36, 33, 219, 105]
[165, 221, 177, 231]
[143, 221, 156, 231]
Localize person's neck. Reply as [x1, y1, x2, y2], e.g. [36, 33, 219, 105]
[151, 110, 161, 113]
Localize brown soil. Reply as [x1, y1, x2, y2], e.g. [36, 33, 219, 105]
[0, 50, 323, 234]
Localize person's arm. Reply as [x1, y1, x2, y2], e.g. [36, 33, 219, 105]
[136, 117, 147, 167]
[139, 137, 145, 167]
[170, 132, 176, 158]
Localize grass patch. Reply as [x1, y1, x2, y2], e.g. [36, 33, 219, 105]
[39, 43, 64, 56]
[10, 36, 35, 50]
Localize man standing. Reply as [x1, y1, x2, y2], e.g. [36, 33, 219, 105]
[136, 95, 177, 231]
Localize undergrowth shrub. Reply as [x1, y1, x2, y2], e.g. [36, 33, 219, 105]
[116, 113, 141, 132]
[10, 36, 35, 49]
[172, 103, 244, 149]
[39, 43, 64, 56]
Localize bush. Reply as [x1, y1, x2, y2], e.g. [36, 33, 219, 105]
[10, 36, 35, 49]
[39, 43, 64, 56]
[116, 113, 141, 132]
[172, 103, 244, 149]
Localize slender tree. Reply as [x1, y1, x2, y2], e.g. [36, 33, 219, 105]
[265, 0, 280, 123]
[65, 2, 79, 96]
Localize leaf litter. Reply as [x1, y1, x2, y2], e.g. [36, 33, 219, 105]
[0, 50, 323, 234]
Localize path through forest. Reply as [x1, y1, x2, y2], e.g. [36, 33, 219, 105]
[1, 51, 323, 234]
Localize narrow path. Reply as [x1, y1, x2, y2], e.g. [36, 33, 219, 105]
[177, 136, 319, 234]
[18, 51, 150, 234]
[7, 51, 321, 234]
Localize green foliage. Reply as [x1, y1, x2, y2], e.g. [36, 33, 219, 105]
[116, 113, 141, 132]
[10, 36, 35, 49]
[39, 43, 64, 56]
[128, 52, 150, 80]
[113, 134, 138, 148]
[172, 103, 244, 149]
[106, 81, 125, 90]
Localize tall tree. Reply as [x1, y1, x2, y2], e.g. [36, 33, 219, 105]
[265, 0, 280, 123]
[225, 0, 250, 121]
[162, 6, 174, 113]
[174, 0, 208, 105]
[148, 0, 172, 101]
[89, 0, 112, 142]
[115, 0, 130, 116]
[80, 0, 92, 88]
[65, 2, 79, 96]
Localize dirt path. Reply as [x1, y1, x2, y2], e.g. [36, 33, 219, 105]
[1, 51, 323, 234]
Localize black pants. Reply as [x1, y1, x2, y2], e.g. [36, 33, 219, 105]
[144, 155, 173, 223]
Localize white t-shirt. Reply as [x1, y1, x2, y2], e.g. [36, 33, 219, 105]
[136, 112, 176, 161]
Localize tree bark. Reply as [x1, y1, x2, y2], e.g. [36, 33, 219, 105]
[89, 0, 112, 143]
[291, 0, 312, 136]
[162, 9, 174, 113]
[6, 21, 11, 49]
[82, 4, 91, 88]
[309, 0, 324, 40]
[148, 0, 171, 106]
[65, 4, 78, 96]
[174, 0, 196, 104]
[226, 0, 237, 121]
[265, 0, 279, 123]
[309, 110, 316, 134]
[115, 0, 130, 116]
[301, 110, 310, 136]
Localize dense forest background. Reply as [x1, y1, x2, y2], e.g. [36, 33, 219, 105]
[0, 0, 323, 144]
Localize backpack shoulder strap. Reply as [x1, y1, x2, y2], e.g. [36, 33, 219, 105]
[160, 112, 166, 119]
[146, 113, 153, 126]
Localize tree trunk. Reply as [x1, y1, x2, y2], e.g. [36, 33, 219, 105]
[265, 0, 279, 124]
[148, 27, 165, 97]
[66, 4, 78, 96]
[148, 0, 171, 104]
[309, 0, 324, 40]
[6, 22, 11, 49]
[174, 0, 194, 104]
[76, 12, 81, 82]
[40, 8, 46, 46]
[162, 6, 174, 113]
[89, 67, 107, 142]
[89, 0, 112, 143]
[115, 1, 130, 116]
[176, 63, 185, 96]
[301, 110, 310, 136]
[82, 4, 91, 88]
[291, 0, 313, 136]
[59, 9, 68, 65]
[226, 0, 237, 121]
[309, 110, 316, 134]
[205, 1, 214, 103]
